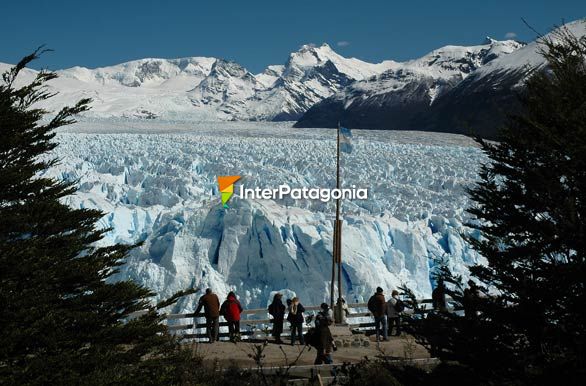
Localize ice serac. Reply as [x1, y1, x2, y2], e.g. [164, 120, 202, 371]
[49, 125, 485, 314]
[107, 199, 456, 310]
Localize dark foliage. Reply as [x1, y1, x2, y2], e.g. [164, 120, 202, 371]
[0, 50, 203, 385]
[404, 25, 586, 385]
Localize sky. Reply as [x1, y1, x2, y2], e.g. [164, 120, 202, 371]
[1, 0, 585, 73]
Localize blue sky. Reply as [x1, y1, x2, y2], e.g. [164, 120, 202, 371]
[1, 0, 584, 73]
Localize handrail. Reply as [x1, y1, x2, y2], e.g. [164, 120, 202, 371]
[160, 298, 453, 341]
[163, 299, 440, 321]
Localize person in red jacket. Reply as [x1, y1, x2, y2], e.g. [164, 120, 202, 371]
[220, 291, 243, 342]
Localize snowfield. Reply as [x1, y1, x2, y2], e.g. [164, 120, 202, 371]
[48, 120, 486, 313]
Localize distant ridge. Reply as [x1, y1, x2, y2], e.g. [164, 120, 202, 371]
[295, 20, 586, 139]
[2, 19, 584, 138]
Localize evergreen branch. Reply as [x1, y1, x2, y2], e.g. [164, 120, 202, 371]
[155, 288, 200, 310]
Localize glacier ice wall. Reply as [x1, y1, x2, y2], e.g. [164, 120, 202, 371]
[48, 122, 486, 313]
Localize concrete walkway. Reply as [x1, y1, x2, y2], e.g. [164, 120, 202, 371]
[188, 327, 430, 368]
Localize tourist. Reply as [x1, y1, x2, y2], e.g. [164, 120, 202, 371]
[337, 297, 350, 324]
[220, 291, 243, 342]
[268, 293, 286, 344]
[432, 280, 448, 312]
[463, 280, 480, 321]
[368, 287, 388, 341]
[288, 297, 305, 345]
[194, 288, 221, 343]
[314, 303, 335, 365]
[387, 290, 404, 336]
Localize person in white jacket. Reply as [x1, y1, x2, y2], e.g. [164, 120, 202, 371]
[336, 297, 350, 324]
[386, 290, 402, 336]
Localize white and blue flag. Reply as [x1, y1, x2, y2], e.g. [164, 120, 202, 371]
[339, 126, 353, 154]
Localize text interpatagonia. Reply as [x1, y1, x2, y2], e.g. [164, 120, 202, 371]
[239, 184, 368, 202]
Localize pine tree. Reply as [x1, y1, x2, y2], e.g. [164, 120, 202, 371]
[407, 25, 586, 384]
[0, 51, 202, 385]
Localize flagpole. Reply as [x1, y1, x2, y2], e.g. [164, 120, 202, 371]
[330, 123, 340, 310]
[336, 217, 342, 315]
[335, 122, 343, 323]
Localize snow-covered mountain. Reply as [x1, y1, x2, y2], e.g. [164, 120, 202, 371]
[0, 56, 221, 120]
[62, 57, 216, 88]
[410, 19, 586, 138]
[294, 38, 524, 132]
[348, 38, 523, 103]
[4, 20, 583, 135]
[187, 59, 264, 119]
[253, 43, 395, 121]
[0, 43, 395, 121]
[0, 30, 533, 125]
[296, 20, 586, 138]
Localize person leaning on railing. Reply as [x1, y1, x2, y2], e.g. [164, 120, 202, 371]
[194, 288, 220, 343]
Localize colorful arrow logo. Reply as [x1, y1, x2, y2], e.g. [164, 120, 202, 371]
[217, 175, 241, 208]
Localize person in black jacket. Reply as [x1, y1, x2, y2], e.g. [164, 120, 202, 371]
[432, 280, 447, 313]
[268, 293, 286, 344]
[287, 297, 305, 345]
[314, 303, 335, 364]
[463, 280, 480, 321]
[368, 287, 388, 342]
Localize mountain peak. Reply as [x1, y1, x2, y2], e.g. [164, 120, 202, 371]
[298, 42, 331, 49]
[295, 42, 335, 56]
[483, 36, 498, 45]
[288, 43, 340, 69]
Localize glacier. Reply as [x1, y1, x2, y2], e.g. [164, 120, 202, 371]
[47, 120, 486, 314]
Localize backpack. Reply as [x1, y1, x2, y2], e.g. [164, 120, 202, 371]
[315, 311, 332, 328]
[304, 327, 320, 349]
[394, 299, 405, 313]
[367, 295, 376, 313]
[268, 303, 275, 316]
[226, 300, 241, 321]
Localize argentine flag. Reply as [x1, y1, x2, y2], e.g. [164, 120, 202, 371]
[339, 126, 353, 154]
